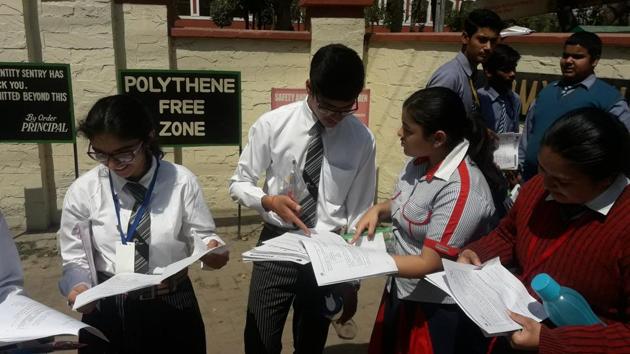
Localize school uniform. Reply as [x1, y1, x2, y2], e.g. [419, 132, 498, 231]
[58, 156, 224, 354]
[0, 211, 24, 302]
[519, 74, 630, 179]
[230, 99, 376, 353]
[369, 140, 496, 354]
[477, 86, 521, 134]
[426, 52, 481, 116]
[467, 174, 630, 353]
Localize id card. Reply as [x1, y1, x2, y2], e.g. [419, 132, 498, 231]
[115, 241, 135, 274]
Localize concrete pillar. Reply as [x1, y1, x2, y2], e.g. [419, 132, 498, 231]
[300, 0, 374, 59]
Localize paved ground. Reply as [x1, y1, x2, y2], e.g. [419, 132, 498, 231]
[14, 221, 385, 354]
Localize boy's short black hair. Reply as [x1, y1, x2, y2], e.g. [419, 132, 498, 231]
[309, 44, 365, 101]
[565, 31, 602, 60]
[483, 44, 521, 73]
[464, 8, 504, 38]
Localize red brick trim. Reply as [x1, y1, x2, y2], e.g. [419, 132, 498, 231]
[114, 0, 170, 4]
[368, 32, 630, 47]
[299, 0, 374, 6]
[170, 27, 311, 41]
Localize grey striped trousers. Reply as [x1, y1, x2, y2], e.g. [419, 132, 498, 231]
[244, 223, 331, 354]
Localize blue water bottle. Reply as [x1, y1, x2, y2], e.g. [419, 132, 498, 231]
[531, 273, 604, 327]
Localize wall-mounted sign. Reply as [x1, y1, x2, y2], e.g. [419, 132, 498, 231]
[0, 62, 74, 143]
[271, 88, 371, 126]
[119, 69, 241, 146]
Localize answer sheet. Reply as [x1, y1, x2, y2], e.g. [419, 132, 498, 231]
[73, 236, 223, 310]
[301, 230, 397, 286]
[493, 133, 521, 170]
[428, 258, 547, 336]
[0, 293, 106, 345]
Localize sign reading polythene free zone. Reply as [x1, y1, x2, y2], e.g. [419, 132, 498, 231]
[119, 70, 241, 146]
[0, 62, 74, 143]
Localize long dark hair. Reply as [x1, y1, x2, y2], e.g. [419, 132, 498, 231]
[542, 107, 630, 181]
[403, 87, 506, 203]
[78, 94, 163, 159]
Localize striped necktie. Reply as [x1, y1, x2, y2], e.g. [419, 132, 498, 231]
[496, 96, 509, 133]
[124, 182, 150, 274]
[299, 121, 324, 228]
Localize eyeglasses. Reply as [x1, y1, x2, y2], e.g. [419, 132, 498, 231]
[87, 141, 144, 165]
[316, 96, 358, 116]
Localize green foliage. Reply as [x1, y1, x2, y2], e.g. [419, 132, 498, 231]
[446, 0, 473, 32]
[290, 0, 304, 25]
[408, 0, 428, 31]
[513, 13, 561, 32]
[364, 2, 384, 29]
[384, 0, 404, 32]
[209, 0, 236, 28]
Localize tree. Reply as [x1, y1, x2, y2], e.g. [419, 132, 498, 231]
[365, 2, 384, 31]
[409, 0, 428, 32]
[384, 0, 404, 32]
[209, 0, 236, 28]
[270, 0, 294, 30]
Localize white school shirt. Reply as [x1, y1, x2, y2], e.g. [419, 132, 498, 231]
[0, 211, 24, 302]
[229, 99, 376, 232]
[388, 140, 496, 303]
[58, 157, 224, 296]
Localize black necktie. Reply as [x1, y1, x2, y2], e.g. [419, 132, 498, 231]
[299, 121, 324, 228]
[124, 182, 150, 273]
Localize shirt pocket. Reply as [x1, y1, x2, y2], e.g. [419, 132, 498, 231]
[321, 162, 355, 206]
[401, 199, 432, 239]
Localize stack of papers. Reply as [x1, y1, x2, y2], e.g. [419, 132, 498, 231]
[73, 235, 225, 311]
[243, 232, 311, 264]
[0, 293, 107, 347]
[425, 257, 547, 336]
[243, 229, 398, 286]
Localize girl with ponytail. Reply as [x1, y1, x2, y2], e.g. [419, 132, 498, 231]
[352, 87, 497, 354]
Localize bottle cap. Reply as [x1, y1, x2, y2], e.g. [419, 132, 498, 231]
[531, 273, 560, 301]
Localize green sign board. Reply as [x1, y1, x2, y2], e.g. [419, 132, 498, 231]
[0, 62, 75, 143]
[119, 69, 241, 147]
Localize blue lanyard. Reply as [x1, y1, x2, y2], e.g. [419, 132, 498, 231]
[109, 159, 160, 244]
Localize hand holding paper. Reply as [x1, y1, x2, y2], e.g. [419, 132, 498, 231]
[425, 258, 547, 336]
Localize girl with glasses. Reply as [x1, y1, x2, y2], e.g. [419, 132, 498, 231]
[57, 94, 229, 354]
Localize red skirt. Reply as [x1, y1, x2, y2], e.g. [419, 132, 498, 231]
[368, 289, 434, 354]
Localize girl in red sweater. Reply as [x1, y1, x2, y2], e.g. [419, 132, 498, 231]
[459, 107, 630, 353]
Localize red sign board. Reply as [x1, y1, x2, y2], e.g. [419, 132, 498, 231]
[271, 88, 370, 126]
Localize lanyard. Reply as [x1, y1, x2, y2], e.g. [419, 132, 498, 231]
[468, 77, 480, 106]
[109, 159, 160, 244]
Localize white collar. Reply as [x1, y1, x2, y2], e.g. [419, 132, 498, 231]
[545, 174, 629, 216]
[301, 97, 323, 132]
[432, 139, 469, 181]
[108, 155, 158, 195]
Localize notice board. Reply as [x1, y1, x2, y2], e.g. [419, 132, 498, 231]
[0, 62, 74, 143]
[119, 69, 241, 146]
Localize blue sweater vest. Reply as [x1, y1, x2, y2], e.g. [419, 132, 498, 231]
[523, 79, 620, 179]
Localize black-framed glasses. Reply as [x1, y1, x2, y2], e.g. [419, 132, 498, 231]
[316, 96, 358, 116]
[87, 141, 144, 165]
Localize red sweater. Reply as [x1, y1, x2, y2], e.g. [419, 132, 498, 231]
[466, 175, 630, 354]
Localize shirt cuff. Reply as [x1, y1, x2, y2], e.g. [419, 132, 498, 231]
[58, 266, 92, 297]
